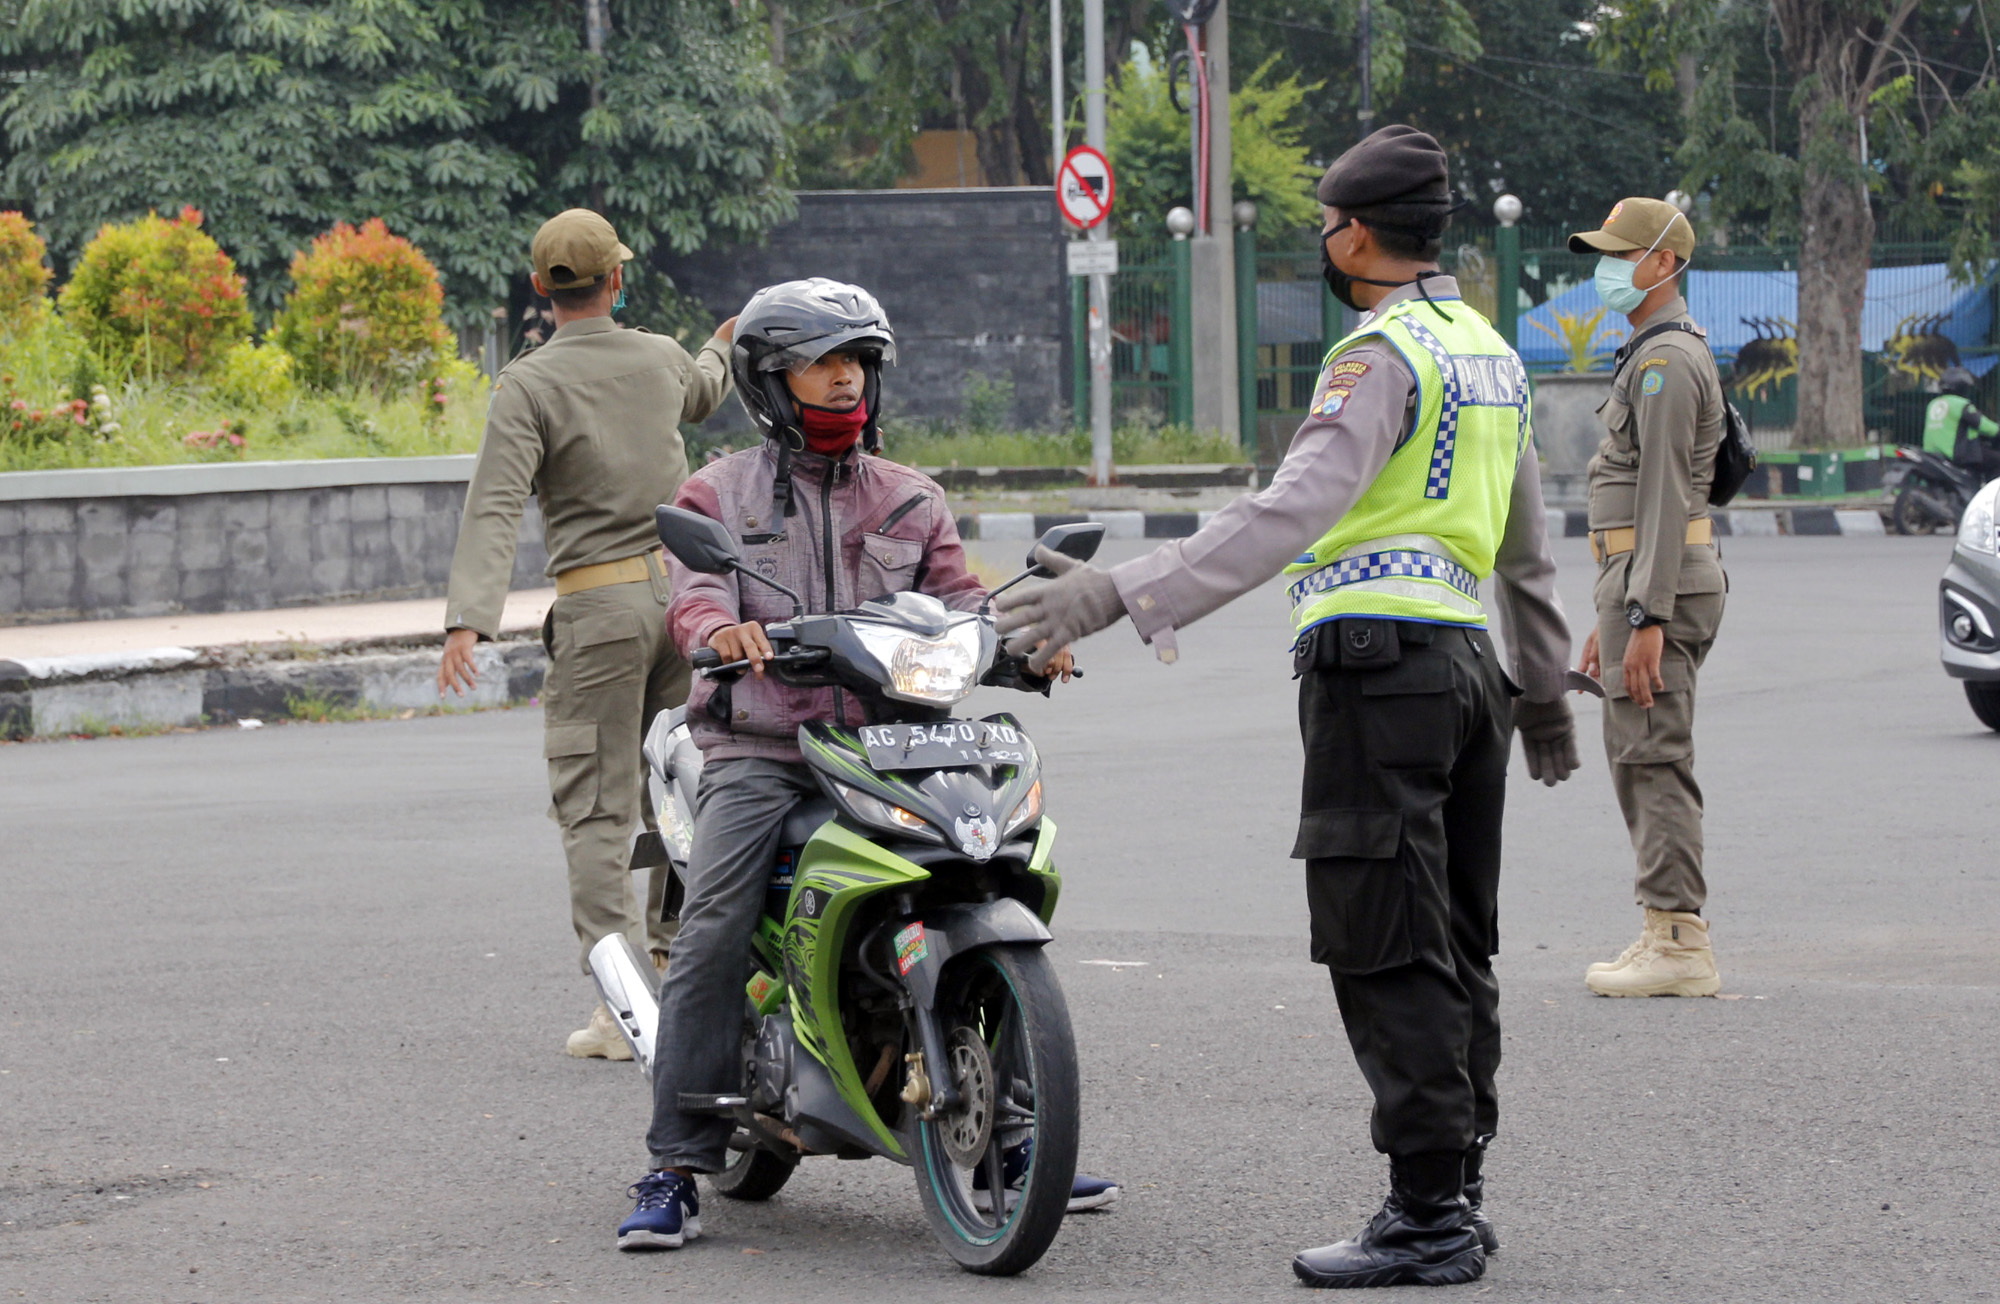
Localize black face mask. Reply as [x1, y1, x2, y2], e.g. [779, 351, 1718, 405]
[1319, 219, 1417, 312]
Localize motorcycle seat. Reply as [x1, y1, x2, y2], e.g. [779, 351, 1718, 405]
[780, 796, 838, 848]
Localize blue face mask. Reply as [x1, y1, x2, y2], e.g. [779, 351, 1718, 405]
[612, 286, 627, 314]
[1593, 213, 1688, 315]
[1593, 256, 1647, 315]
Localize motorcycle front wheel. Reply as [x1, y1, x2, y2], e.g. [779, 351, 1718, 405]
[910, 946, 1079, 1276]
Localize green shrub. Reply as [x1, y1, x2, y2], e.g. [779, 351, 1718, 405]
[0, 212, 52, 335]
[273, 218, 455, 393]
[57, 206, 253, 378]
[212, 340, 298, 409]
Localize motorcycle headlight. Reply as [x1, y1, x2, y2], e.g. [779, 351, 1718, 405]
[1959, 480, 2000, 555]
[833, 782, 944, 844]
[853, 622, 983, 704]
[1003, 779, 1043, 837]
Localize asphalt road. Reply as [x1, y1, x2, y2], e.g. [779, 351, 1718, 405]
[4, 535, 1996, 1303]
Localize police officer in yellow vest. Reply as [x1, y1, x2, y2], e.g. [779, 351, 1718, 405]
[995, 126, 1578, 1289]
[437, 209, 736, 1058]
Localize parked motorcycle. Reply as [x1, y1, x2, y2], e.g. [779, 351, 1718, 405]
[1891, 445, 1985, 535]
[590, 508, 1103, 1276]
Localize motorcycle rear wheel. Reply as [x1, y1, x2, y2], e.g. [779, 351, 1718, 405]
[911, 946, 1078, 1276]
[710, 1134, 797, 1201]
[1894, 486, 1952, 535]
[1964, 681, 2000, 731]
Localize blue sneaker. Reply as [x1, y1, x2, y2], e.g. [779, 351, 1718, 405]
[972, 1138, 1120, 1214]
[617, 1170, 701, 1251]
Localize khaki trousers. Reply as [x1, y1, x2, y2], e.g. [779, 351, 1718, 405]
[1592, 551, 1725, 913]
[540, 571, 690, 973]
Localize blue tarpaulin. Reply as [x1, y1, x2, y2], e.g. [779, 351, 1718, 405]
[1515, 264, 1996, 376]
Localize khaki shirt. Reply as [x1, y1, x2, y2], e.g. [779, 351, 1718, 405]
[1585, 295, 1726, 621]
[445, 318, 732, 637]
[1108, 277, 1573, 703]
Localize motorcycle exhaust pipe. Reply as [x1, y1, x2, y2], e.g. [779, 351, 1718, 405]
[588, 934, 661, 1078]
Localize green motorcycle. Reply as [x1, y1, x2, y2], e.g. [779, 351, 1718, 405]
[590, 508, 1103, 1275]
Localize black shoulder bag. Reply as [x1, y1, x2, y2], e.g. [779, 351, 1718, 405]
[1611, 321, 1758, 507]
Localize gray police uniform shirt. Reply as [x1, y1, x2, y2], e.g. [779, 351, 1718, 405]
[1107, 277, 1572, 703]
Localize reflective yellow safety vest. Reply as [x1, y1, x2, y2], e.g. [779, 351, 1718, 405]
[1284, 294, 1531, 634]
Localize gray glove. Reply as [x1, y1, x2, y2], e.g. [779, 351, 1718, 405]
[1513, 697, 1578, 787]
[992, 545, 1127, 672]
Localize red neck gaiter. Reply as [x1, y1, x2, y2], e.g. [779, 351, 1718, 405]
[798, 399, 868, 456]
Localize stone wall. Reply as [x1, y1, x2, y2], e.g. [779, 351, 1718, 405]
[658, 188, 1071, 432]
[0, 458, 547, 625]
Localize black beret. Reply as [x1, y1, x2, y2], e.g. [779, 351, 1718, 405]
[1316, 124, 1450, 209]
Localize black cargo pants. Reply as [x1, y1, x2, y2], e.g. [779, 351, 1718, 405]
[1292, 617, 1513, 1157]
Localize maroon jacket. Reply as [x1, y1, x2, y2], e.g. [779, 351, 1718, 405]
[666, 442, 985, 761]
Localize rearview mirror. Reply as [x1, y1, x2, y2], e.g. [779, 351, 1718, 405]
[654, 505, 742, 575]
[1026, 522, 1106, 576]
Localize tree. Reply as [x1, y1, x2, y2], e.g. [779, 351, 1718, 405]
[781, 0, 1161, 190]
[1597, 0, 1933, 447]
[0, 0, 790, 331]
[1105, 55, 1320, 240]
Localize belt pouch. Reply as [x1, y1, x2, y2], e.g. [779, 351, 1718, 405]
[1337, 618, 1401, 671]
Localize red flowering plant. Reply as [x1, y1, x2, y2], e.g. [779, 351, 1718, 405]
[0, 212, 52, 335]
[182, 417, 247, 459]
[0, 372, 90, 444]
[273, 219, 455, 394]
[57, 207, 252, 378]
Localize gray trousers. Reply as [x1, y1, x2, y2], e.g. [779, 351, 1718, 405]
[647, 756, 818, 1172]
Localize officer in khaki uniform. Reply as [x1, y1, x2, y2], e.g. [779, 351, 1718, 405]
[438, 209, 735, 1056]
[1568, 198, 1726, 998]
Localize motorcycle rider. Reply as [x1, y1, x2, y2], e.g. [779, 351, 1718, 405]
[990, 126, 1577, 1288]
[617, 278, 1113, 1251]
[1922, 366, 2000, 481]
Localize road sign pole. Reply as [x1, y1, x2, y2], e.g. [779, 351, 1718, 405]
[1084, 0, 1111, 486]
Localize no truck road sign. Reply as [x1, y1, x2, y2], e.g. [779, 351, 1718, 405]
[1056, 146, 1115, 230]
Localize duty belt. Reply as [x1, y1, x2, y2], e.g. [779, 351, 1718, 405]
[1287, 535, 1483, 620]
[555, 548, 668, 596]
[1589, 517, 1715, 563]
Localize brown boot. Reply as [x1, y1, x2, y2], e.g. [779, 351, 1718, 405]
[565, 1002, 636, 1059]
[1586, 909, 1720, 997]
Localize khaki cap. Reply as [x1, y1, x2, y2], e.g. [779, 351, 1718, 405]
[1568, 197, 1695, 259]
[531, 209, 634, 290]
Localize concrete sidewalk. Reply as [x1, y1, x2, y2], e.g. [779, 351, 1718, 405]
[0, 588, 557, 662]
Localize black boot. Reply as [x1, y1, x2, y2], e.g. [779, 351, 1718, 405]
[1463, 1136, 1497, 1256]
[1292, 1152, 1486, 1289]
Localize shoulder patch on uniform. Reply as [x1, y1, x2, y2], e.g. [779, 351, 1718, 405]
[1317, 388, 1351, 418]
[1331, 359, 1372, 379]
[1639, 356, 1669, 369]
[1640, 369, 1665, 396]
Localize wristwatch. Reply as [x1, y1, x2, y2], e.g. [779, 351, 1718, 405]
[1626, 601, 1665, 629]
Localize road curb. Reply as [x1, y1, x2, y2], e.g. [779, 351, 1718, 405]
[0, 636, 547, 740]
[955, 504, 1897, 542]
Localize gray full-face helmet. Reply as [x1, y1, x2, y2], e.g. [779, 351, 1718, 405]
[1940, 365, 1977, 399]
[732, 278, 896, 454]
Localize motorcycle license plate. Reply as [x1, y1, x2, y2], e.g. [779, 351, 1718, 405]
[858, 720, 1029, 771]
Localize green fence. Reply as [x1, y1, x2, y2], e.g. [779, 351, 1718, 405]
[1078, 223, 1999, 451]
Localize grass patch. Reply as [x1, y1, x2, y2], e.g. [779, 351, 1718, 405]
[282, 692, 527, 725]
[881, 424, 1245, 468]
[0, 315, 486, 472]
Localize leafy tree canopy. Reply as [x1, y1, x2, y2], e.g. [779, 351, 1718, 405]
[1106, 54, 1319, 240]
[0, 0, 791, 329]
